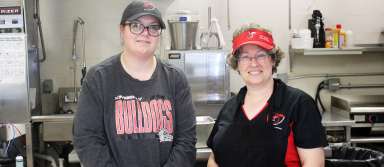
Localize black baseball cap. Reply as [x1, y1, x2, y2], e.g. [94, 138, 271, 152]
[120, 1, 166, 29]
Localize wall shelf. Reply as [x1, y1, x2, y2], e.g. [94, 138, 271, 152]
[292, 48, 363, 56]
[292, 44, 384, 56]
[289, 45, 384, 71]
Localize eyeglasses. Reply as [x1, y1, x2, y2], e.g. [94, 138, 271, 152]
[238, 52, 270, 64]
[124, 22, 162, 37]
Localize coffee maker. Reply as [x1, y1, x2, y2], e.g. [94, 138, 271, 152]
[308, 10, 325, 48]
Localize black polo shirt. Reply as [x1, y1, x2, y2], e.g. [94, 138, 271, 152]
[207, 79, 327, 167]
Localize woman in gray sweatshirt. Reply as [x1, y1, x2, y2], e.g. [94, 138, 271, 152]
[73, 1, 196, 167]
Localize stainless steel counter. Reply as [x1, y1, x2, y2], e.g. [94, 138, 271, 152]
[196, 148, 212, 161]
[69, 147, 213, 163]
[32, 114, 74, 142]
[32, 114, 213, 161]
[322, 111, 355, 144]
[322, 111, 355, 127]
[31, 114, 74, 123]
[33, 112, 355, 161]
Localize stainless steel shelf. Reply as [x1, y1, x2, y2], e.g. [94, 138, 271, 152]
[293, 48, 363, 56]
[31, 114, 74, 123]
[322, 111, 355, 127]
[289, 44, 384, 72]
[352, 123, 384, 128]
[292, 43, 384, 56]
[322, 111, 354, 143]
[350, 137, 384, 143]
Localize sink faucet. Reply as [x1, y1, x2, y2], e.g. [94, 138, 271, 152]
[71, 17, 86, 102]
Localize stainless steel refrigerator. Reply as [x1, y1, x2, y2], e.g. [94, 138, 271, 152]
[164, 49, 230, 118]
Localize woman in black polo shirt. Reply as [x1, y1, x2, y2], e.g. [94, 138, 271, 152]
[207, 24, 327, 167]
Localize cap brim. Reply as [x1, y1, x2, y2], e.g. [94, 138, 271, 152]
[233, 41, 274, 54]
[127, 13, 166, 29]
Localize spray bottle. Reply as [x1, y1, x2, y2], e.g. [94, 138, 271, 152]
[15, 155, 23, 167]
[333, 24, 341, 48]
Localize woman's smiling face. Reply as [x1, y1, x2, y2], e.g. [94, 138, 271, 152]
[237, 44, 275, 86]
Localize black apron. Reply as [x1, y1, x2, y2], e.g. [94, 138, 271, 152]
[214, 96, 286, 167]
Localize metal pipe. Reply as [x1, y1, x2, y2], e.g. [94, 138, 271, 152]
[208, 7, 211, 28]
[72, 17, 85, 101]
[288, 72, 384, 81]
[72, 19, 79, 102]
[34, 153, 57, 167]
[72, 17, 85, 60]
[73, 61, 77, 102]
[288, 0, 291, 30]
[350, 137, 384, 144]
[58, 158, 64, 167]
[34, 0, 46, 62]
[340, 83, 384, 89]
[26, 123, 33, 167]
[80, 20, 86, 85]
[226, 0, 230, 30]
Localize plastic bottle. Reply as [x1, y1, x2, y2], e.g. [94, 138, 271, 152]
[339, 29, 346, 48]
[325, 28, 333, 48]
[346, 30, 354, 47]
[333, 24, 341, 48]
[15, 155, 23, 167]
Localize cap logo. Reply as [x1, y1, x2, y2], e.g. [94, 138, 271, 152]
[247, 31, 271, 43]
[143, 1, 155, 10]
[232, 28, 275, 54]
[259, 34, 271, 43]
[247, 31, 256, 39]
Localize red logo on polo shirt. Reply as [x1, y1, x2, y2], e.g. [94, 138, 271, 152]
[272, 113, 285, 126]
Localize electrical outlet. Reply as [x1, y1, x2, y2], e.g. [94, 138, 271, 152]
[325, 78, 341, 91]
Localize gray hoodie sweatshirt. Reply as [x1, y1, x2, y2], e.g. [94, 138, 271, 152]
[73, 54, 196, 167]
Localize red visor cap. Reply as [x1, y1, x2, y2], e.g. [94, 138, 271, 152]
[232, 29, 275, 54]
